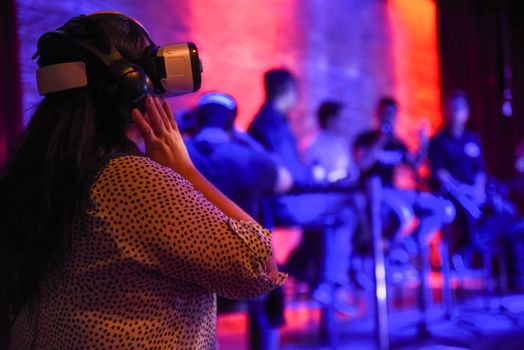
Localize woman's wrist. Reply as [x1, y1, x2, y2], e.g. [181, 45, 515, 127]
[173, 160, 198, 179]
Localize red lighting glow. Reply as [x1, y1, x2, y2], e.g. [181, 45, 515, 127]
[186, 0, 301, 130]
[387, 0, 441, 150]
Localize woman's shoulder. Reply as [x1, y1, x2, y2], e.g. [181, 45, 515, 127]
[108, 155, 168, 173]
[94, 155, 190, 192]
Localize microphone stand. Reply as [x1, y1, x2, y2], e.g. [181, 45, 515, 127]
[368, 176, 389, 350]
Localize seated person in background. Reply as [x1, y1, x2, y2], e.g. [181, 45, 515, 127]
[248, 68, 311, 186]
[302, 101, 363, 299]
[248, 70, 356, 307]
[185, 92, 292, 350]
[430, 91, 521, 275]
[429, 91, 487, 211]
[354, 97, 454, 249]
[429, 91, 486, 266]
[305, 101, 359, 184]
[186, 92, 291, 219]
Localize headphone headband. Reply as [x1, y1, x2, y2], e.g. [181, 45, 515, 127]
[87, 11, 155, 46]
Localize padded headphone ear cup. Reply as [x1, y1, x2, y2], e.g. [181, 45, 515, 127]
[106, 60, 154, 121]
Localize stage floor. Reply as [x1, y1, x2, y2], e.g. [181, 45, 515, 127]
[217, 290, 524, 349]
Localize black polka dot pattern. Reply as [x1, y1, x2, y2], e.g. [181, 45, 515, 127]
[9, 156, 287, 349]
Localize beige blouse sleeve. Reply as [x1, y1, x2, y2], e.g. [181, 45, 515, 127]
[89, 156, 286, 300]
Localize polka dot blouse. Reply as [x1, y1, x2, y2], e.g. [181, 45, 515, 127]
[9, 156, 287, 349]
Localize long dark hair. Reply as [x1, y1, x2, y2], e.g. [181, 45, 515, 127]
[0, 13, 150, 325]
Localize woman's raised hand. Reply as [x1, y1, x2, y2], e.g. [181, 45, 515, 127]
[133, 98, 280, 282]
[131, 96, 194, 174]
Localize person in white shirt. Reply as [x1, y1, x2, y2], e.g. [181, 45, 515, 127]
[305, 101, 359, 184]
[300, 101, 361, 305]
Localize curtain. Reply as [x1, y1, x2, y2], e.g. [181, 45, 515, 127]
[437, 0, 524, 182]
[0, 0, 23, 170]
[0, 0, 22, 345]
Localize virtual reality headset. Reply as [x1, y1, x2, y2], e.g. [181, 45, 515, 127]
[35, 11, 202, 98]
[139, 42, 202, 97]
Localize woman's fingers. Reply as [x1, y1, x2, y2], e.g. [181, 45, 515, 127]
[131, 108, 154, 140]
[154, 97, 172, 131]
[135, 97, 181, 146]
[162, 100, 179, 132]
[145, 96, 165, 136]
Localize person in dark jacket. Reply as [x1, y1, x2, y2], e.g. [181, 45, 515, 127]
[187, 91, 292, 350]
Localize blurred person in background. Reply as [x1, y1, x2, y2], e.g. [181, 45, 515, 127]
[430, 91, 522, 284]
[300, 100, 363, 308]
[248, 69, 310, 186]
[305, 101, 359, 184]
[429, 91, 488, 268]
[354, 97, 454, 253]
[249, 71, 358, 318]
[186, 92, 292, 350]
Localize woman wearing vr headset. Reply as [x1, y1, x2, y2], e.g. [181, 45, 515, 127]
[0, 12, 285, 349]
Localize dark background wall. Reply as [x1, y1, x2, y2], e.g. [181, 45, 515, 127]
[437, 0, 524, 184]
[0, 0, 22, 169]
